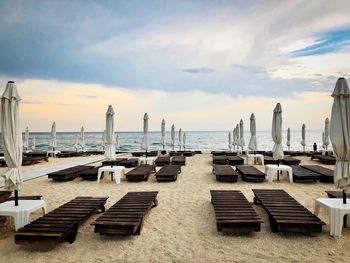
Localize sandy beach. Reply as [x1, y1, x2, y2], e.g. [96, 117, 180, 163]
[0, 154, 349, 263]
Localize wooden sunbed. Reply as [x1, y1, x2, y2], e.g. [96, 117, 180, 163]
[118, 158, 139, 168]
[132, 152, 144, 157]
[311, 154, 336, 165]
[48, 165, 94, 181]
[102, 158, 127, 166]
[169, 151, 182, 156]
[0, 156, 48, 167]
[92, 191, 158, 235]
[252, 189, 325, 233]
[301, 165, 334, 183]
[155, 156, 171, 166]
[212, 165, 239, 182]
[227, 156, 245, 166]
[235, 165, 265, 182]
[183, 151, 194, 156]
[210, 190, 262, 233]
[155, 165, 181, 182]
[212, 155, 228, 165]
[282, 157, 301, 165]
[172, 156, 186, 165]
[79, 166, 103, 181]
[289, 165, 322, 182]
[125, 165, 156, 182]
[211, 151, 226, 156]
[263, 156, 279, 165]
[15, 196, 108, 245]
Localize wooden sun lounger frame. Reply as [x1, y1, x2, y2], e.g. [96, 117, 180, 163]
[15, 196, 108, 245]
[92, 191, 158, 235]
[48, 165, 94, 181]
[235, 165, 265, 182]
[289, 165, 321, 182]
[282, 157, 301, 165]
[155, 156, 171, 166]
[301, 165, 334, 183]
[118, 158, 139, 168]
[212, 165, 239, 182]
[155, 165, 182, 182]
[252, 189, 325, 233]
[125, 164, 156, 182]
[210, 190, 262, 233]
[171, 156, 186, 165]
[311, 154, 336, 165]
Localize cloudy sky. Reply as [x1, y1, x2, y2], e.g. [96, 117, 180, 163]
[0, 0, 349, 131]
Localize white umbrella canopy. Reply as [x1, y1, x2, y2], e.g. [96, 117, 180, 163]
[31, 136, 36, 151]
[228, 132, 232, 151]
[301, 124, 306, 151]
[24, 126, 29, 151]
[102, 129, 106, 150]
[330, 77, 350, 202]
[141, 113, 150, 155]
[160, 119, 166, 149]
[178, 128, 183, 151]
[80, 126, 85, 152]
[51, 122, 57, 151]
[235, 124, 240, 151]
[104, 105, 116, 161]
[286, 128, 291, 151]
[239, 119, 245, 150]
[272, 103, 284, 161]
[183, 132, 186, 150]
[324, 117, 330, 150]
[115, 134, 119, 151]
[171, 124, 175, 150]
[0, 81, 23, 205]
[248, 113, 257, 152]
[322, 132, 326, 149]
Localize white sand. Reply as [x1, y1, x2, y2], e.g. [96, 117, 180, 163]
[0, 154, 349, 263]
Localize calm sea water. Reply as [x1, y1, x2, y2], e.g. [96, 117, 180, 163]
[9, 130, 330, 153]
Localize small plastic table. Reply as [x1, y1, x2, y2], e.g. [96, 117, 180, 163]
[0, 200, 46, 230]
[97, 166, 125, 184]
[46, 150, 61, 157]
[265, 164, 293, 183]
[247, 154, 264, 165]
[315, 198, 350, 238]
[138, 157, 155, 165]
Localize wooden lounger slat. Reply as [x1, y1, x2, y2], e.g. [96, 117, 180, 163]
[48, 165, 94, 181]
[171, 156, 186, 165]
[252, 189, 324, 233]
[235, 165, 265, 182]
[125, 165, 156, 182]
[155, 165, 181, 182]
[301, 165, 334, 183]
[155, 156, 171, 166]
[212, 165, 239, 182]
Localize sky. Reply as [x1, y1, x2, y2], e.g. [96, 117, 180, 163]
[0, 0, 349, 132]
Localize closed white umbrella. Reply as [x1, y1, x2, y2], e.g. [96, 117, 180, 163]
[183, 132, 186, 150]
[178, 128, 182, 151]
[31, 136, 36, 151]
[115, 134, 119, 151]
[51, 122, 57, 151]
[248, 113, 257, 152]
[228, 132, 232, 151]
[324, 117, 330, 150]
[80, 126, 85, 152]
[301, 124, 306, 151]
[104, 105, 116, 161]
[272, 103, 284, 161]
[231, 128, 235, 151]
[322, 132, 326, 149]
[171, 124, 175, 150]
[141, 113, 149, 157]
[239, 119, 245, 151]
[235, 124, 240, 151]
[0, 81, 23, 206]
[160, 119, 166, 150]
[286, 128, 291, 151]
[24, 126, 29, 151]
[102, 130, 106, 150]
[330, 77, 350, 203]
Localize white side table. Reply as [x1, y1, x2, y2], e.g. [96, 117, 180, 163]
[315, 198, 350, 238]
[265, 164, 293, 183]
[247, 154, 264, 165]
[0, 200, 46, 230]
[46, 150, 61, 157]
[97, 166, 125, 184]
[138, 157, 155, 165]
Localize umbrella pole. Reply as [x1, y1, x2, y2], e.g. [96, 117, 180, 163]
[277, 159, 280, 181]
[343, 190, 347, 204]
[14, 190, 18, 206]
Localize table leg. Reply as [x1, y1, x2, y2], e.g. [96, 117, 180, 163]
[97, 170, 102, 183]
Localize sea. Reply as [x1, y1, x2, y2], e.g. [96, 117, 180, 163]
[10, 130, 330, 153]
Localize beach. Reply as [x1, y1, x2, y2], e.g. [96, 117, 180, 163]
[0, 153, 349, 263]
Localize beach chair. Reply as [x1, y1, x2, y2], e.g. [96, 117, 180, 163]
[92, 191, 158, 235]
[15, 196, 108, 245]
[155, 156, 171, 166]
[212, 165, 239, 182]
[169, 151, 182, 156]
[125, 164, 156, 182]
[227, 156, 244, 165]
[171, 156, 186, 165]
[252, 189, 325, 233]
[263, 156, 279, 165]
[155, 165, 181, 182]
[183, 151, 194, 156]
[78, 166, 104, 181]
[282, 157, 301, 165]
[102, 158, 127, 166]
[210, 190, 262, 233]
[118, 158, 139, 168]
[48, 165, 94, 181]
[212, 155, 228, 165]
[235, 165, 265, 182]
[22, 156, 49, 165]
[311, 154, 336, 165]
[132, 152, 145, 157]
[289, 165, 321, 182]
[301, 165, 334, 183]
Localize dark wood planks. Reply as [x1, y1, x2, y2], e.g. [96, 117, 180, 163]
[79, 166, 103, 181]
[290, 165, 321, 182]
[311, 154, 336, 165]
[118, 158, 139, 168]
[155, 156, 171, 166]
[252, 189, 324, 233]
[212, 165, 239, 182]
[15, 196, 108, 245]
[48, 165, 94, 181]
[92, 191, 158, 235]
[171, 156, 186, 165]
[282, 157, 301, 165]
[210, 190, 262, 233]
[212, 155, 228, 165]
[227, 156, 244, 165]
[125, 165, 156, 182]
[235, 165, 265, 182]
[301, 165, 334, 183]
[155, 165, 181, 182]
